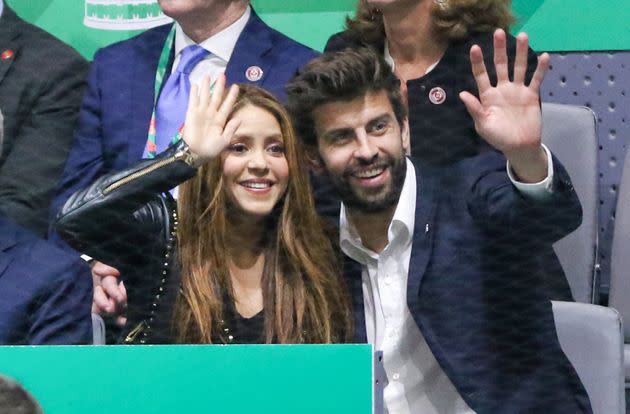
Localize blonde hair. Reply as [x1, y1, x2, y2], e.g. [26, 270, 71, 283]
[345, 0, 515, 47]
[173, 85, 353, 344]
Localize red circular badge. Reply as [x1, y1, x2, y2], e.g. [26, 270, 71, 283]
[429, 87, 446, 105]
[1, 50, 14, 60]
[245, 66, 263, 82]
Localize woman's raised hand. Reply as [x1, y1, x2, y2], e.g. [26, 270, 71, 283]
[183, 74, 240, 163]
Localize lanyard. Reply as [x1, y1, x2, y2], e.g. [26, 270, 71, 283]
[144, 26, 183, 158]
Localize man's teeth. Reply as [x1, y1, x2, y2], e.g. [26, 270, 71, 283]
[242, 182, 271, 189]
[354, 167, 385, 179]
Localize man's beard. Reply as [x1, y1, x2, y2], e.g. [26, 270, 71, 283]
[327, 154, 407, 214]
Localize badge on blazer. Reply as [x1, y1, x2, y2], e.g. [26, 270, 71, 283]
[1, 50, 14, 60]
[245, 66, 263, 82]
[429, 86, 446, 105]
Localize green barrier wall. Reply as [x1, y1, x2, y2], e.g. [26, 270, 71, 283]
[0, 344, 374, 414]
[9, 0, 630, 59]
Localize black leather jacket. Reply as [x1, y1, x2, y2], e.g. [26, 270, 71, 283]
[54, 142, 198, 344]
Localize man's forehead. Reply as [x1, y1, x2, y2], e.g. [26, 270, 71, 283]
[312, 91, 394, 133]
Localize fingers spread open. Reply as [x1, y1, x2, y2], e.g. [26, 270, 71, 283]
[459, 91, 485, 122]
[493, 29, 509, 83]
[529, 52, 550, 91]
[216, 84, 240, 124]
[222, 117, 242, 143]
[209, 73, 226, 112]
[470, 44, 491, 94]
[513, 32, 529, 84]
[198, 75, 212, 110]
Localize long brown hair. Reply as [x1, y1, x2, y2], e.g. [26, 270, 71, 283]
[173, 85, 353, 344]
[345, 0, 515, 48]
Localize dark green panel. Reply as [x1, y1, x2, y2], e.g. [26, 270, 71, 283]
[0, 345, 373, 414]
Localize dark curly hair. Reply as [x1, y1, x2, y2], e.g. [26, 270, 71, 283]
[286, 48, 407, 151]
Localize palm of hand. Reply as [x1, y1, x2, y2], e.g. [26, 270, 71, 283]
[182, 74, 240, 163]
[474, 83, 542, 155]
[459, 30, 549, 157]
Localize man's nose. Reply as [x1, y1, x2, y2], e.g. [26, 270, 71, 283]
[353, 132, 378, 162]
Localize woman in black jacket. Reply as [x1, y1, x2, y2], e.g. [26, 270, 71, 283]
[55, 77, 353, 344]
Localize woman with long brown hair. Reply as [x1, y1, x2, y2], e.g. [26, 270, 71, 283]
[55, 76, 353, 344]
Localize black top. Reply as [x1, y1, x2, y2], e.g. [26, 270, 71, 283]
[325, 31, 539, 165]
[218, 305, 265, 344]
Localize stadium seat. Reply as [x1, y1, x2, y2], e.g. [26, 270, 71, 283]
[609, 146, 630, 394]
[552, 301, 625, 413]
[542, 103, 599, 303]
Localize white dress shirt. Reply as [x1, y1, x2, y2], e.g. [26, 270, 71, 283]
[172, 5, 251, 86]
[339, 153, 554, 414]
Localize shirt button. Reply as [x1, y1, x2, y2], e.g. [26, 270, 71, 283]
[392, 373, 400, 381]
[384, 277, 392, 286]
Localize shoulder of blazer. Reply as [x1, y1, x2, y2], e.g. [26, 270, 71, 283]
[241, 8, 317, 58]
[94, 23, 172, 63]
[0, 6, 86, 66]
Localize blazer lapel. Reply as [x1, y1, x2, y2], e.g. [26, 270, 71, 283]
[225, 9, 273, 87]
[0, 8, 21, 87]
[344, 256, 368, 343]
[129, 24, 174, 163]
[406, 162, 436, 305]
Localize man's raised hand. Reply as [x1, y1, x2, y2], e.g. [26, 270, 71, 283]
[460, 29, 550, 183]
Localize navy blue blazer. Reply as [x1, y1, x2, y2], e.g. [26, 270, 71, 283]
[344, 153, 592, 413]
[50, 10, 317, 229]
[0, 217, 92, 344]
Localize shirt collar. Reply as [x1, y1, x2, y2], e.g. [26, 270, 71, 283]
[383, 41, 439, 75]
[174, 5, 251, 63]
[340, 158, 417, 263]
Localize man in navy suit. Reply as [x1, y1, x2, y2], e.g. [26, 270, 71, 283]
[50, 0, 317, 325]
[286, 32, 591, 413]
[0, 217, 92, 344]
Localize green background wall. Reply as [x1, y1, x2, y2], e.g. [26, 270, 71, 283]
[8, 0, 630, 60]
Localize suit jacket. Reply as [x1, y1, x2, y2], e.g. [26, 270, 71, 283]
[344, 153, 592, 413]
[0, 217, 92, 344]
[50, 10, 318, 233]
[0, 6, 88, 236]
